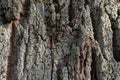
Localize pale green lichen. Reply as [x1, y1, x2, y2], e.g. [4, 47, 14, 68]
[41, 0, 44, 4]
[108, 23, 111, 28]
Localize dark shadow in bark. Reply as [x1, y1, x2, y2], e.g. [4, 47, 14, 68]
[6, 22, 16, 80]
[91, 47, 97, 80]
[111, 19, 120, 62]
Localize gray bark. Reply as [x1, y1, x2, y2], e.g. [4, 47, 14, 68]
[0, 0, 120, 80]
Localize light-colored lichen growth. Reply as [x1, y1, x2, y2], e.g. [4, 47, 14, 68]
[108, 23, 111, 28]
[41, 0, 44, 4]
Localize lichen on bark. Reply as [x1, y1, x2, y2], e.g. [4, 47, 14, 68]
[0, 0, 120, 80]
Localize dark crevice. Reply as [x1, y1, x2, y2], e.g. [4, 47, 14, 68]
[56, 64, 63, 80]
[21, 0, 31, 18]
[84, 0, 90, 7]
[68, 0, 84, 28]
[67, 66, 70, 80]
[90, 8, 101, 41]
[6, 21, 16, 80]
[110, 19, 120, 62]
[90, 8, 109, 61]
[0, 7, 11, 24]
[116, 0, 120, 3]
[68, 0, 74, 27]
[53, 0, 61, 44]
[53, 0, 60, 13]
[49, 35, 54, 80]
[91, 47, 97, 80]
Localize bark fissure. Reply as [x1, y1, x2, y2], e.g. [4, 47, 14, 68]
[111, 19, 120, 62]
[80, 36, 92, 80]
[0, 0, 120, 80]
[49, 35, 54, 80]
[68, 0, 73, 27]
[6, 21, 16, 80]
[20, 0, 31, 19]
[19, 0, 31, 75]
[91, 48, 97, 80]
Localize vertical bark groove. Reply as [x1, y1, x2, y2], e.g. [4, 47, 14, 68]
[50, 35, 54, 80]
[6, 21, 16, 80]
[0, 0, 120, 80]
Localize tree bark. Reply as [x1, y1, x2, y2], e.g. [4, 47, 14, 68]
[0, 0, 120, 80]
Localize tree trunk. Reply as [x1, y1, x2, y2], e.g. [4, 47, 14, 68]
[0, 0, 120, 80]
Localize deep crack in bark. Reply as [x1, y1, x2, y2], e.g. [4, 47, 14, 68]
[6, 21, 16, 80]
[49, 35, 54, 80]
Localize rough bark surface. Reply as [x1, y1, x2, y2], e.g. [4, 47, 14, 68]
[0, 0, 120, 80]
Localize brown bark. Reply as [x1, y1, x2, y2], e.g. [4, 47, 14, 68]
[0, 0, 120, 80]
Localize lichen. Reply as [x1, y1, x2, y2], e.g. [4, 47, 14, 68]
[41, 0, 44, 4]
[108, 23, 111, 28]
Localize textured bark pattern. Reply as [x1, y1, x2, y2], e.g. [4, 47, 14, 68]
[0, 0, 120, 80]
